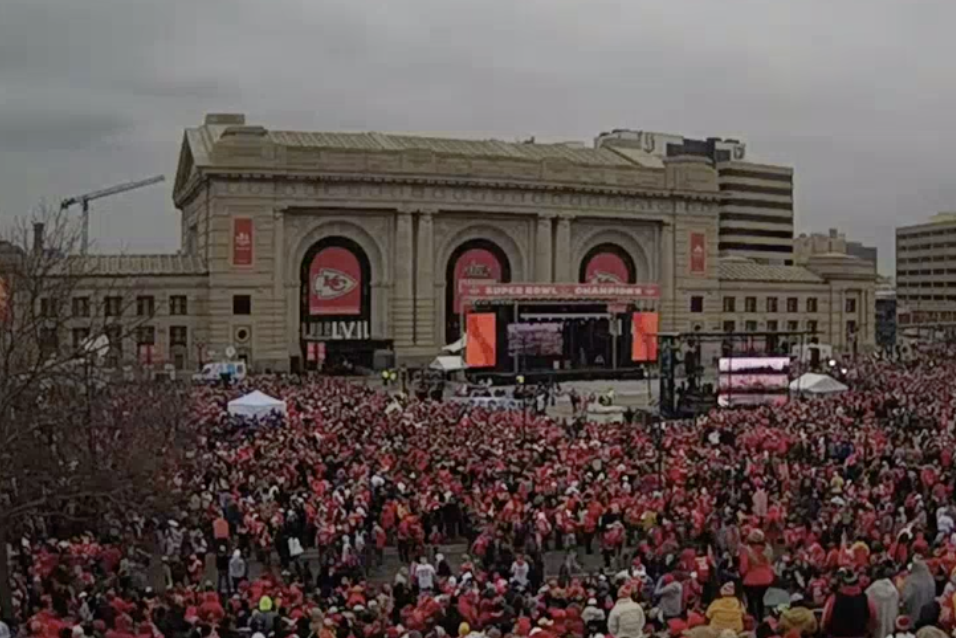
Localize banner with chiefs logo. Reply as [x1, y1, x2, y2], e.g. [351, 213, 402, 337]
[690, 232, 706, 275]
[453, 248, 502, 314]
[233, 218, 253, 266]
[309, 247, 362, 315]
[584, 251, 630, 284]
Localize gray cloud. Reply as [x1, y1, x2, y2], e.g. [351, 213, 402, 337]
[2, 0, 955, 273]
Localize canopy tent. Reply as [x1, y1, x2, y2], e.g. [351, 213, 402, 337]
[789, 372, 849, 395]
[429, 355, 468, 372]
[442, 337, 465, 353]
[227, 390, 287, 418]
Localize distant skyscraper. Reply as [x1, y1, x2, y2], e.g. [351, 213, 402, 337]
[595, 130, 794, 265]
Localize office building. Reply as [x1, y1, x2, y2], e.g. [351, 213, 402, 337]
[896, 213, 956, 328]
[596, 131, 794, 264]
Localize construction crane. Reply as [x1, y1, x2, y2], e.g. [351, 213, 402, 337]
[60, 175, 165, 254]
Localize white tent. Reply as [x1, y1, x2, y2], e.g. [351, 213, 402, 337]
[442, 337, 465, 353]
[429, 355, 468, 372]
[789, 372, 848, 395]
[228, 390, 287, 418]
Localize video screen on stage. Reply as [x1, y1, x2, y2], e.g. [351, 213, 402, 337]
[717, 356, 790, 408]
[507, 322, 563, 356]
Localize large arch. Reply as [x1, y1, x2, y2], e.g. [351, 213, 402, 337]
[287, 218, 388, 287]
[434, 223, 527, 346]
[299, 236, 372, 321]
[571, 227, 654, 283]
[443, 238, 512, 344]
[285, 217, 390, 366]
[579, 242, 637, 284]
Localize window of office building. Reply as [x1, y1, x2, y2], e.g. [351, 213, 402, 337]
[690, 296, 703, 313]
[233, 295, 251, 315]
[723, 297, 736, 313]
[846, 298, 857, 313]
[170, 295, 188, 316]
[72, 297, 90, 318]
[136, 296, 155, 317]
[722, 320, 735, 333]
[766, 297, 778, 313]
[807, 298, 818, 313]
[104, 296, 123, 317]
[786, 297, 798, 313]
[745, 297, 757, 313]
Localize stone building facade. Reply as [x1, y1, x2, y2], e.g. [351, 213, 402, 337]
[39, 114, 875, 372]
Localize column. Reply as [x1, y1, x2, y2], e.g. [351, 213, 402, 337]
[535, 214, 553, 282]
[415, 211, 436, 347]
[272, 208, 287, 360]
[554, 216, 572, 281]
[660, 222, 675, 327]
[392, 211, 415, 348]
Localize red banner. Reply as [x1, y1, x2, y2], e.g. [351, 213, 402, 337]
[465, 313, 497, 368]
[631, 312, 659, 362]
[309, 247, 362, 315]
[690, 232, 706, 274]
[459, 282, 660, 301]
[584, 251, 630, 284]
[233, 218, 253, 266]
[453, 249, 503, 314]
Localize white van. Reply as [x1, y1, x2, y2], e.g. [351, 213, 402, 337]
[192, 361, 247, 383]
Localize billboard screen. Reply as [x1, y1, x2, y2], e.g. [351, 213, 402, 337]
[631, 312, 659, 362]
[718, 357, 790, 373]
[308, 246, 362, 316]
[718, 356, 790, 407]
[465, 313, 497, 368]
[507, 322, 563, 356]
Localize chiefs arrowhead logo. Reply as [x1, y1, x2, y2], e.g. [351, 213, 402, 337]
[313, 268, 357, 300]
[235, 232, 251, 247]
[589, 271, 623, 284]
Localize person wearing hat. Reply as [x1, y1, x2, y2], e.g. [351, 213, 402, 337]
[582, 597, 606, 635]
[705, 582, 745, 632]
[740, 529, 774, 621]
[866, 563, 899, 638]
[607, 586, 645, 638]
[822, 570, 877, 638]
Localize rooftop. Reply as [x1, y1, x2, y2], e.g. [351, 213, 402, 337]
[267, 130, 636, 167]
[66, 254, 208, 277]
[719, 259, 824, 284]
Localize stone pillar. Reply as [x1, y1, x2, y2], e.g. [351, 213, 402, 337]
[392, 211, 415, 348]
[272, 208, 286, 358]
[535, 214, 554, 282]
[415, 211, 436, 347]
[554, 216, 572, 281]
[660, 223, 675, 328]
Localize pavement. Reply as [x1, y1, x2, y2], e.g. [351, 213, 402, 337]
[203, 541, 626, 587]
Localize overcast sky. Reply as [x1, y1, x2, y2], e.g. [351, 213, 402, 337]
[2, 0, 954, 274]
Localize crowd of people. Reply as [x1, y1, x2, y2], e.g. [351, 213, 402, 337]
[7, 344, 956, 638]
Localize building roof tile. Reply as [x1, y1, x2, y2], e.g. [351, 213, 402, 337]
[719, 260, 823, 283]
[66, 253, 208, 277]
[267, 130, 635, 167]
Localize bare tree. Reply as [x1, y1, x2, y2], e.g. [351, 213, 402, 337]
[0, 209, 191, 619]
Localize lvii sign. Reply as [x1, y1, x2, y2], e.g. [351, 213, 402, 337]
[303, 320, 371, 341]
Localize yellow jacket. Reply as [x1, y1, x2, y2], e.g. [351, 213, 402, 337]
[706, 596, 745, 632]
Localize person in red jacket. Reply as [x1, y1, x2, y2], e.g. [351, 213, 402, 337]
[739, 529, 774, 622]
